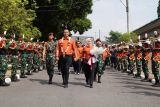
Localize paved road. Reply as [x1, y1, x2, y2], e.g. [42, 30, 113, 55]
[0, 67, 160, 107]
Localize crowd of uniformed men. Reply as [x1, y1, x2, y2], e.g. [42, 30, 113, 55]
[0, 28, 160, 88]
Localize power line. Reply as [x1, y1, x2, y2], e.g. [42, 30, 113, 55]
[37, 0, 99, 12]
[37, 0, 99, 8]
[119, 0, 126, 7]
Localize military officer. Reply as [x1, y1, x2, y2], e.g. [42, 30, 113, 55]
[8, 35, 19, 81]
[26, 38, 34, 75]
[43, 33, 56, 84]
[0, 33, 9, 86]
[94, 39, 105, 83]
[134, 41, 143, 78]
[128, 44, 135, 75]
[152, 31, 160, 86]
[19, 37, 27, 78]
[142, 34, 151, 82]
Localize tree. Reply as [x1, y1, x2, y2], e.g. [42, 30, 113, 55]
[130, 32, 138, 43]
[120, 33, 130, 42]
[0, 0, 41, 39]
[106, 30, 122, 43]
[106, 30, 138, 44]
[27, 0, 93, 40]
[158, 0, 160, 18]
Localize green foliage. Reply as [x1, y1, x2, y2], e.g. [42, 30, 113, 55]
[120, 33, 130, 42]
[107, 30, 122, 43]
[130, 32, 138, 43]
[0, 0, 41, 39]
[106, 30, 138, 43]
[31, 0, 93, 40]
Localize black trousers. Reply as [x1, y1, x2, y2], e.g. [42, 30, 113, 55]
[60, 55, 72, 85]
[83, 63, 96, 86]
[73, 59, 82, 73]
[58, 60, 61, 73]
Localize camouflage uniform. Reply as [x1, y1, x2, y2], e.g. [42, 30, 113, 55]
[7, 39, 19, 81]
[11, 49, 19, 81]
[19, 42, 27, 78]
[26, 42, 34, 75]
[142, 44, 151, 81]
[116, 49, 123, 71]
[96, 54, 104, 83]
[135, 45, 142, 77]
[128, 46, 135, 75]
[33, 47, 40, 72]
[0, 39, 8, 85]
[152, 40, 160, 86]
[45, 41, 56, 83]
[122, 47, 129, 73]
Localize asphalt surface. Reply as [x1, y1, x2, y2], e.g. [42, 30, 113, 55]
[0, 67, 160, 107]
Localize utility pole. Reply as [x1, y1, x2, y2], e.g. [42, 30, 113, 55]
[126, 0, 129, 33]
[99, 29, 101, 39]
[120, 0, 130, 33]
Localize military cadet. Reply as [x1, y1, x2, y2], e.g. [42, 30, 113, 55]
[110, 45, 116, 69]
[82, 38, 96, 88]
[152, 32, 160, 86]
[128, 44, 135, 75]
[19, 37, 27, 78]
[134, 41, 143, 78]
[116, 44, 123, 71]
[142, 34, 151, 82]
[121, 43, 129, 73]
[8, 35, 19, 81]
[94, 39, 105, 83]
[56, 28, 78, 88]
[0, 33, 10, 86]
[33, 42, 40, 72]
[103, 44, 111, 67]
[26, 38, 34, 75]
[43, 33, 56, 84]
[38, 42, 44, 71]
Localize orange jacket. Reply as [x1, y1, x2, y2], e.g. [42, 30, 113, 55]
[102, 49, 110, 61]
[83, 45, 94, 63]
[56, 37, 77, 57]
[77, 47, 83, 59]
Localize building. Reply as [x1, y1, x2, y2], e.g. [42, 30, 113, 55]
[133, 18, 160, 39]
[72, 36, 94, 44]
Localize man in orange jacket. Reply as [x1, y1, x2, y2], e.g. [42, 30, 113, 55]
[56, 28, 78, 88]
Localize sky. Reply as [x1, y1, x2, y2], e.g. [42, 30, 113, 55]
[75, 0, 159, 40]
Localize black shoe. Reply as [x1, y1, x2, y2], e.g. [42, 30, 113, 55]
[85, 82, 89, 87]
[98, 76, 101, 83]
[48, 81, 53, 84]
[152, 83, 160, 87]
[11, 76, 18, 82]
[134, 74, 141, 78]
[64, 84, 68, 88]
[98, 80, 101, 83]
[90, 84, 93, 88]
[20, 75, 27, 78]
[26, 72, 32, 75]
[141, 79, 149, 82]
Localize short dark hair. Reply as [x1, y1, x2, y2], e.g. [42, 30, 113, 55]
[96, 38, 101, 43]
[48, 33, 54, 36]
